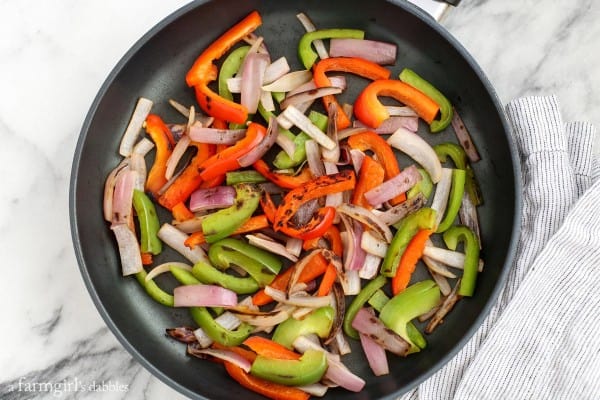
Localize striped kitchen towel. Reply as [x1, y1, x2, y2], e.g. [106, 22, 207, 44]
[403, 95, 600, 400]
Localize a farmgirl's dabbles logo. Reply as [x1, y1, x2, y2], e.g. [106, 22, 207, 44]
[5, 377, 129, 397]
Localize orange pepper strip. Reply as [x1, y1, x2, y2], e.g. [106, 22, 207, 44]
[347, 131, 406, 205]
[141, 252, 153, 266]
[186, 11, 262, 123]
[253, 160, 313, 189]
[354, 79, 440, 128]
[243, 336, 301, 360]
[351, 155, 385, 209]
[317, 263, 338, 296]
[184, 215, 269, 249]
[303, 225, 343, 296]
[171, 202, 195, 222]
[223, 362, 310, 400]
[144, 114, 173, 197]
[260, 192, 277, 223]
[391, 229, 434, 295]
[158, 142, 215, 210]
[313, 57, 391, 129]
[276, 206, 336, 241]
[252, 252, 329, 306]
[197, 122, 266, 181]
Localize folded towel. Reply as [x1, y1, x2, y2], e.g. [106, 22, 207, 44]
[402, 95, 600, 400]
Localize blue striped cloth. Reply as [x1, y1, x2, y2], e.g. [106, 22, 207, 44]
[403, 95, 600, 400]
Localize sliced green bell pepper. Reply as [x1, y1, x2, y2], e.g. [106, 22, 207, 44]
[132, 189, 162, 255]
[344, 275, 387, 339]
[135, 270, 174, 307]
[225, 170, 267, 185]
[436, 169, 466, 233]
[170, 266, 200, 286]
[250, 349, 327, 386]
[381, 208, 437, 277]
[298, 28, 365, 69]
[201, 183, 260, 243]
[218, 45, 250, 101]
[192, 260, 260, 294]
[379, 280, 440, 352]
[189, 306, 252, 347]
[399, 68, 453, 133]
[443, 225, 480, 297]
[434, 142, 483, 206]
[208, 238, 282, 286]
[407, 168, 434, 200]
[272, 306, 334, 349]
[367, 289, 390, 312]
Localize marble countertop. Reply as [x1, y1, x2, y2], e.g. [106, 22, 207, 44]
[1, 0, 598, 399]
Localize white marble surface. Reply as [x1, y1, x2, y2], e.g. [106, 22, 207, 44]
[1, 0, 598, 399]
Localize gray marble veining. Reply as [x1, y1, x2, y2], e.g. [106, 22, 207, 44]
[1, 0, 598, 399]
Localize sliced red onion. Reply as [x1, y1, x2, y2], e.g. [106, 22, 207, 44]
[188, 347, 252, 373]
[451, 108, 481, 162]
[322, 103, 340, 163]
[280, 87, 342, 110]
[332, 330, 352, 356]
[428, 267, 452, 297]
[240, 52, 270, 114]
[305, 139, 326, 177]
[110, 224, 143, 276]
[260, 89, 275, 112]
[343, 217, 366, 272]
[422, 254, 457, 280]
[246, 234, 299, 262]
[188, 124, 247, 144]
[238, 116, 279, 167]
[288, 250, 324, 293]
[422, 245, 484, 272]
[349, 148, 366, 174]
[337, 127, 368, 141]
[263, 56, 291, 84]
[230, 306, 293, 327]
[293, 336, 365, 392]
[337, 203, 393, 243]
[112, 169, 137, 225]
[166, 327, 197, 344]
[146, 262, 192, 282]
[242, 33, 269, 55]
[169, 99, 214, 127]
[276, 133, 296, 158]
[330, 38, 397, 65]
[129, 154, 146, 191]
[173, 217, 203, 234]
[119, 97, 153, 157]
[385, 106, 418, 117]
[262, 70, 312, 92]
[157, 223, 209, 264]
[359, 333, 389, 376]
[194, 311, 241, 347]
[103, 160, 129, 222]
[287, 76, 346, 97]
[359, 254, 382, 279]
[296, 384, 328, 397]
[285, 237, 303, 258]
[296, 12, 329, 60]
[174, 284, 238, 307]
[364, 164, 422, 207]
[354, 116, 418, 134]
[189, 186, 236, 212]
[132, 137, 155, 156]
[165, 134, 190, 181]
[430, 168, 453, 227]
[324, 162, 343, 210]
[374, 192, 426, 225]
[459, 191, 482, 248]
[361, 231, 388, 258]
[388, 128, 443, 183]
[425, 280, 462, 333]
[264, 286, 331, 308]
[226, 76, 242, 93]
[352, 308, 410, 356]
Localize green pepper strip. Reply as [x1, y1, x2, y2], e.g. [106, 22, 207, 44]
[192, 260, 260, 294]
[443, 226, 480, 297]
[381, 208, 437, 277]
[218, 45, 250, 101]
[298, 28, 365, 69]
[407, 168, 434, 200]
[434, 142, 483, 206]
[132, 189, 162, 255]
[379, 280, 440, 352]
[201, 183, 261, 243]
[399, 68, 453, 133]
[135, 270, 174, 307]
[250, 349, 327, 386]
[344, 275, 387, 340]
[436, 169, 466, 233]
[189, 306, 253, 346]
[208, 239, 280, 287]
[226, 170, 267, 185]
[272, 306, 334, 349]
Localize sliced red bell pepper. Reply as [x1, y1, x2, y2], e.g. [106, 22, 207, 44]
[391, 228, 434, 295]
[171, 202, 195, 222]
[197, 122, 267, 181]
[186, 11, 262, 124]
[144, 114, 173, 197]
[253, 160, 313, 189]
[303, 225, 343, 296]
[354, 79, 440, 128]
[158, 142, 215, 210]
[223, 362, 310, 400]
[347, 130, 406, 204]
[351, 154, 385, 209]
[260, 192, 277, 223]
[276, 206, 336, 241]
[184, 215, 269, 249]
[313, 57, 391, 129]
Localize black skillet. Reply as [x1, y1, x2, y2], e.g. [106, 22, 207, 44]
[70, 0, 521, 398]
